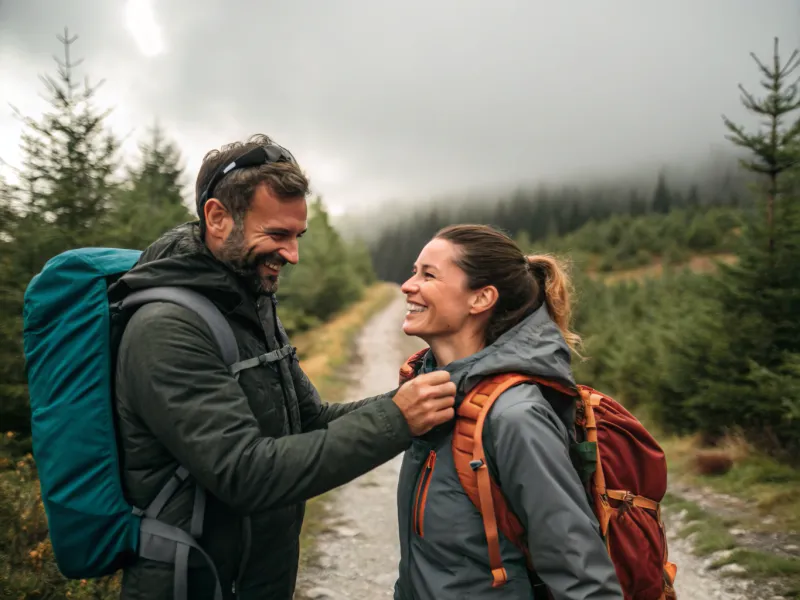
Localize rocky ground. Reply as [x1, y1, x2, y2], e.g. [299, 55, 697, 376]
[295, 290, 787, 599]
[662, 504, 790, 600]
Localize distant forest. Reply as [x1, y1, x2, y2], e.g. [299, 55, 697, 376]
[363, 156, 754, 283]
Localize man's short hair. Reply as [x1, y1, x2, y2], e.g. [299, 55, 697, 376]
[195, 133, 310, 225]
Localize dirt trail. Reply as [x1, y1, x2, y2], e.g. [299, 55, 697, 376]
[295, 291, 424, 600]
[295, 290, 768, 600]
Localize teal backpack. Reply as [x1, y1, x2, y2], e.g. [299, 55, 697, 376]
[22, 247, 291, 599]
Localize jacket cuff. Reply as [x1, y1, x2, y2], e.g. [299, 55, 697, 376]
[374, 391, 413, 450]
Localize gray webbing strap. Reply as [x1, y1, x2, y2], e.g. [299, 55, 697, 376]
[230, 344, 295, 377]
[143, 466, 189, 519]
[175, 543, 191, 600]
[139, 518, 222, 600]
[121, 286, 240, 367]
[191, 485, 205, 538]
[134, 466, 213, 600]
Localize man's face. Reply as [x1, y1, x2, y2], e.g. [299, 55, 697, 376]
[216, 184, 308, 295]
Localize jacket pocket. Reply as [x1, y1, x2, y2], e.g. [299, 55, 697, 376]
[412, 450, 436, 538]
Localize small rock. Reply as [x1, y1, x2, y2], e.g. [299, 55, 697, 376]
[334, 526, 359, 538]
[762, 515, 777, 525]
[684, 520, 701, 528]
[784, 544, 799, 552]
[729, 528, 747, 536]
[711, 549, 735, 562]
[305, 587, 339, 599]
[719, 563, 746, 574]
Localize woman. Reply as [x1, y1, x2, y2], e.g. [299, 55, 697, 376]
[393, 224, 623, 600]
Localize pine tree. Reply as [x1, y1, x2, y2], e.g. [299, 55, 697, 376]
[0, 29, 121, 440]
[686, 184, 700, 211]
[722, 37, 800, 256]
[105, 120, 193, 249]
[9, 28, 121, 251]
[651, 171, 672, 214]
[673, 38, 800, 455]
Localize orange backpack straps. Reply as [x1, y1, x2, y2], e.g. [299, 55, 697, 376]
[453, 377, 678, 600]
[452, 373, 537, 587]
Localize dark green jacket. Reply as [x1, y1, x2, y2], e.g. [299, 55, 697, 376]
[110, 222, 412, 600]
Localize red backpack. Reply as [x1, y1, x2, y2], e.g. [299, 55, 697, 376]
[399, 350, 678, 600]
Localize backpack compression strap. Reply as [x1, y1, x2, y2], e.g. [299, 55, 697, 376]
[133, 467, 222, 600]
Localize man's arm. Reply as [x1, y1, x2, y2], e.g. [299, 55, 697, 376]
[118, 302, 412, 514]
[290, 358, 392, 431]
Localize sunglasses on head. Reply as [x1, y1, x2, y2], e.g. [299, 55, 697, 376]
[198, 142, 297, 215]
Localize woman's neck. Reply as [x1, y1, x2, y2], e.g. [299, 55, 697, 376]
[429, 330, 485, 367]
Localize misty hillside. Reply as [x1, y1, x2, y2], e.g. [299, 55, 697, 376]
[356, 149, 754, 284]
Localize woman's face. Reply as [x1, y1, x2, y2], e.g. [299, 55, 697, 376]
[400, 238, 477, 341]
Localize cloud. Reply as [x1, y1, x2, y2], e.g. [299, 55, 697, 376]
[1, 0, 798, 214]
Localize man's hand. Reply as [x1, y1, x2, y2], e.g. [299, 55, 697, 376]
[393, 371, 456, 436]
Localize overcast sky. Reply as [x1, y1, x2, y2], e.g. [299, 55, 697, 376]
[1, 1, 798, 216]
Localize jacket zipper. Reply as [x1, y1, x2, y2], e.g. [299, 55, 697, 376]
[412, 450, 437, 537]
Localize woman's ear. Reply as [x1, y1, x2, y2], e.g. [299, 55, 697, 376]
[470, 285, 498, 316]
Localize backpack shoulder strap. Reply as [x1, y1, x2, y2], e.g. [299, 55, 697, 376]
[121, 286, 239, 367]
[119, 286, 235, 600]
[452, 372, 534, 588]
[453, 373, 578, 591]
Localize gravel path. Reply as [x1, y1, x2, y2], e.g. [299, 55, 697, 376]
[295, 291, 424, 600]
[295, 289, 773, 600]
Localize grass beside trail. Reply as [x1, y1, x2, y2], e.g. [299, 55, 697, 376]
[656, 429, 800, 535]
[295, 282, 399, 568]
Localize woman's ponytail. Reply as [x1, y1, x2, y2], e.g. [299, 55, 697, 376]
[526, 254, 582, 353]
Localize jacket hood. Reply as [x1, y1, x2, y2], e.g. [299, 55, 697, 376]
[108, 221, 256, 320]
[401, 303, 577, 401]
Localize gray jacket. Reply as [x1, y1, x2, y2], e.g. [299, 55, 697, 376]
[393, 305, 623, 600]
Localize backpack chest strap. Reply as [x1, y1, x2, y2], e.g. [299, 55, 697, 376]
[230, 344, 296, 377]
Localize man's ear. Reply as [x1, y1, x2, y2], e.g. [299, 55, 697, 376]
[470, 285, 498, 316]
[204, 198, 233, 241]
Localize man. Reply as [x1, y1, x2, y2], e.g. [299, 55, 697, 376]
[109, 134, 455, 600]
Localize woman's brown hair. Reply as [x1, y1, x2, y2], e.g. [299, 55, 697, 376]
[434, 224, 581, 351]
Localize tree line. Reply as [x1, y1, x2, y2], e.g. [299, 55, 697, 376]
[365, 161, 754, 285]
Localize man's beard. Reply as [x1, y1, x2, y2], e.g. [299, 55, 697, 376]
[218, 224, 285, 296]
